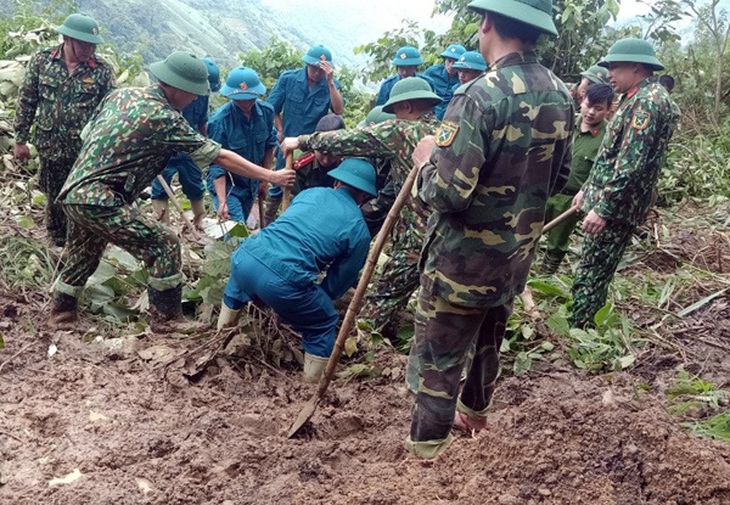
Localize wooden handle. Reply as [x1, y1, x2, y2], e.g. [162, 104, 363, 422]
[543, 204, 580, 234]
[281, 152, 294, 212]
[156, 175, 202, 240]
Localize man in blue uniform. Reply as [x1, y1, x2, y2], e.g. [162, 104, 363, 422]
[207, 67, 277, 223]
[151, 57, 221, 228]
[374, 46, 435, 107]
[216, 158, 377, 382]
[423, 44, 465, 119]
[438, 50, 489, 114]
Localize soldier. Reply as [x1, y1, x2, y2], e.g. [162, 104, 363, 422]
[206, 67, 277, 223]
[49, 52, 295, 330]
[216, 158, 377, 382]
[423, 44, 466, 119]
[261, 114, 346, 225]
[14, 13, 115, 247]
[405, 0, 574, 460]
[569, 38, 681, 328]
[659, 74, 675, 94]
[264, 45, 344, 223]
[282, 77, 441, 338]
[436, 51, 488, 116]
[574, 64, 610, 105]
[373, 46, 435, 107]
[151, 57, 221, 229]
[539, 83, 614, 274]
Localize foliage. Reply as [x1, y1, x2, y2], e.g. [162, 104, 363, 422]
[668, 371, 730, 441]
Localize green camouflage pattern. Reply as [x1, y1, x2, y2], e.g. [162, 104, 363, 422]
[568, 222, 634, 327]
[405, 286, 512, 459]
[581, 76, 680, 225]
[14, 45, 115, 160]
[38, 157, 75, 244]
[418, 51, 575, 309]
[292, 156, 333, 196]
[58, 85, 221, 207]
[55, 203, 182, 299]
[300, 115, 439, 331]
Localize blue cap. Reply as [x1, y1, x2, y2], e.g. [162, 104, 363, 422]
[302, 45, 334, 67]
[220, 67, 266, 100]
[328, 158, 378, 197]
[453, 51, 488, 71]
[391, 46, 423, 67]
[202, 57, 221, 92]
[440, 44, 466, 60]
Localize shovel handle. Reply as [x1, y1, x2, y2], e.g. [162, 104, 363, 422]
[281, 152, 294, 212]
[542, 204, 580, 234]
[156, 175, 202, 241]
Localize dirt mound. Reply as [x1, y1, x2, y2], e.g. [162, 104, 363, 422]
[1, 328, 728, 505]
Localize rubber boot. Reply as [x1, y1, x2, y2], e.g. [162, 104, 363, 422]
[303, 352, 329, 383]
[50, 291, 78, 328]
[539, 250, 567, 275]
[190, 199, 206, 230]
[217, 303, 241, 330]
[261, 195, 282, 228]
[147, 285, 206, 334]
[151, 199, 170, 224]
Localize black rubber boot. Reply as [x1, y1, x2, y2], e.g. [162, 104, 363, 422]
[148, 285, 183, 321]
[539, 250, 567, 275]
[50, 291, 78, 328]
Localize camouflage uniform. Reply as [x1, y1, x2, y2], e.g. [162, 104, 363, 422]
[406, 51, 574, 458]
[54, 85, 221, 303]
[14, 45, 115, 245]
[569, 76, 680, 327]
[299, 114, 440, 335]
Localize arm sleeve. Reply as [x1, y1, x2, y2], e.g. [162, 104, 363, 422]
[267, 75, 287, 115]
[321, 233, 369, 300]
[594, 98, 658, 219]
[300, 122, 400, 159]
[14, 52, 41, 143]
[206, 114, 228, 178]
[418, 94, 490, 213]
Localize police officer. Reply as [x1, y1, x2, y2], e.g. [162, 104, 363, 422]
[150, 57, 221, 229]
[574, 64, 610, 105]
[373, 46, 435, 107]
[207, 67, 277, 223]
[14, 13, 115, 246]
[423, 44, 465, 119]
[50, 52, 295, 330]
[569, 38, 681, 328]
[405, 0, 574, 460]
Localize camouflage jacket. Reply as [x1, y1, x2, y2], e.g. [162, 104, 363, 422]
[58, 85, 221, 207]
[299, 114, 440, 245]
[582, 76, 680, 225]
[292, 152, 335, 196]
[14, 45, 116, 160]
[419, 51, 574, 308]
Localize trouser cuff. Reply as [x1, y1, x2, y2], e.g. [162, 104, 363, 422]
[53, 279, 83, 298]
[457, 397, 490, 421]
[148, 273, 183, 291]
[404, 434, 454, 460]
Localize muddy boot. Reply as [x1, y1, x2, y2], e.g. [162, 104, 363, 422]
[190, 199, 206, 230]
[148, 285, 206, 334]
[539, 250, 566, 275]
[261, 195, 281, 228]
[151, 199, 170, 224]
[50, 291, 78, 328]
[303, 352, 328, 383]
[216, 303, 241, 330]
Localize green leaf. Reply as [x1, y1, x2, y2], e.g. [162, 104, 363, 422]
[528, 279, 569, 298]
[0, 332, 4, 349]
[540, 341, 555, 352]
[547, 312, 571, 338]
[677, 288, 729, 318]
[593, 302, 613, 327]
[616, 354, 636, 370]
[227, 223, 249, 238]
[344, 336, 358, 357]
[87, 261, 118, 286]
[513, 352, 532, 375]
[31, 192, 47, 206]
[15, 215, 34, 229]
[103, 302, 137, 322]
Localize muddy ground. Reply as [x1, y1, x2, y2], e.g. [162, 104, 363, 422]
[1, 291, 729, 505]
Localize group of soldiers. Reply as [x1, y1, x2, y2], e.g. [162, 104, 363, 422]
[14, 0, 680, 462]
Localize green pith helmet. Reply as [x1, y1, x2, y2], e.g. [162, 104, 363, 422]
[328, 158, 378, 197]
[453, 51, 488, 71]
[467, 0, 558, 36]
[580, 64, 609, 84]
[382, 77, 442, 113]
[391, 46, 423, 67]
[302, 45, 334, 67]
[149, 52, 210, 96]
[441, 44, 466, 60]
[55, 13, 104, 45]
[364, 105, 396, 126]
[598, 38, 664, 71]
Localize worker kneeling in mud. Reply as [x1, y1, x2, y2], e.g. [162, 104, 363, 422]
[217, 158, 377, 382]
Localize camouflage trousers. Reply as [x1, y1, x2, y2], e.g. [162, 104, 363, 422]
[39, 156, 75, 245]
[54, 204, 182, 299]
[361, 232, 420, 337]
[404, 286, 513, 459]
[568, 221, 634, 328]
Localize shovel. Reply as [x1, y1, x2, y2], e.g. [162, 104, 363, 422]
[281, 152, 294, 212]
[287, 140, 433, 438]
[156, 174, 202, 241]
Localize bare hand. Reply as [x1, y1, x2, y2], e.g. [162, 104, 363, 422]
[217, 201, 230, 221]
[413, 135, 435, 168]
[320, 61, 335, 83]
[572, 190, 584, 209]
[281, 137, 300, 157]
[271, 168, 296, 188]
[14, 143, 31, 163]
[582, 210, 606, 235]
